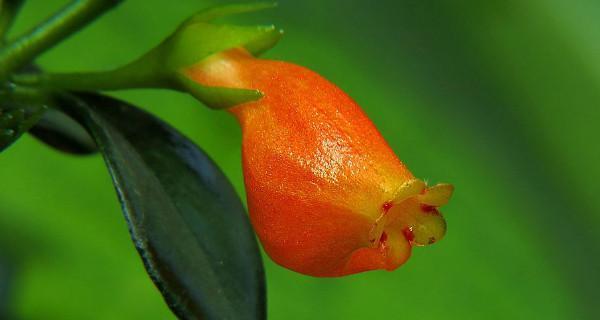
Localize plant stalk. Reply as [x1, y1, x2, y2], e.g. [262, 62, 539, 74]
[0, 0, 122, 81]
[13, 69, 167, 92]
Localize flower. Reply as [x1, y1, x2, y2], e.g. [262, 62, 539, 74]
[181, 48, 454, 277]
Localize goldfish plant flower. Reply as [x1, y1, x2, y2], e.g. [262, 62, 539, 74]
[182, 47, 454, 276]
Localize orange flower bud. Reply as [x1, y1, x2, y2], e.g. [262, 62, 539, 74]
[184, 48, 453, 277]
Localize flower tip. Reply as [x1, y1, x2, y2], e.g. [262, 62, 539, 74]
[408, 208, 447, 246]
[381, 179, 452, 249]
[419, 183, 454, 207]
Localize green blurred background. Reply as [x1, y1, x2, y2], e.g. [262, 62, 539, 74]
[1, 0, 599, 319]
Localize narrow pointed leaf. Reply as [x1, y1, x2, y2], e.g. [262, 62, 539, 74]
[165, 23, 283, 70]
[176, 73, 263, 109]
[58, 93, 265, 320]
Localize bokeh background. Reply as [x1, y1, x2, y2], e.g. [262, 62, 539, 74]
[1, 0, 599, 319]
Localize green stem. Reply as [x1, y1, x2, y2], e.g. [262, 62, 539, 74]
[12, 62, 172, 92]
[0, 0, 122, 81]
[0, 83, 50, 106]
[0, 0, 25, 40]
[10, 44, 174, 91]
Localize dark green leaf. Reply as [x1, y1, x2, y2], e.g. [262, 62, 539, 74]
[58, 93, 265, 320]
[29, 108, 97, 155]
[10, 66, 96, 154]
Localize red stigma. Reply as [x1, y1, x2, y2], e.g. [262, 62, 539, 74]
[382, 201, 393, 212]
[402, 228, 415, 242]
[420, 204, 437, 213]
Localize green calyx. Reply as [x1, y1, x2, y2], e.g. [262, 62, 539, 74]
[164, 2, 282, 70]
[130, 1, 282, 109]
[175, 73, 263, 110]
[12, 2, 282, 110]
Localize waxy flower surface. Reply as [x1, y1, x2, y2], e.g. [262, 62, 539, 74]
[184, 48, 453, 277]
